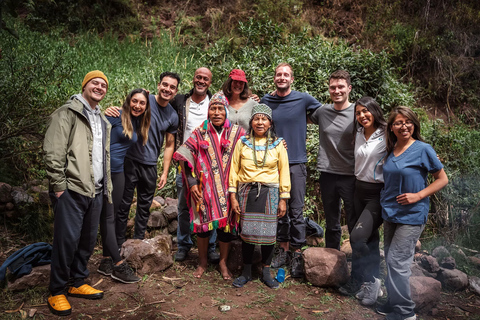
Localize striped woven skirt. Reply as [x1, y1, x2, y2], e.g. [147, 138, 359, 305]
[238, 183, 279, 245]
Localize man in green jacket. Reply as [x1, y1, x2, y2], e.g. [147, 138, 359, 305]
[44, 70, 112, 316]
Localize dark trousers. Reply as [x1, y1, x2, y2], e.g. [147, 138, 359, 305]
[49, 189, 103, 295]
[319, 172, 356, 250]
[350, 180, 383, 282]
[242, 242, 275, 265]
[99, 172, 123, 263]
[116, 157, 157, 247]
[277, 163, 307, 248]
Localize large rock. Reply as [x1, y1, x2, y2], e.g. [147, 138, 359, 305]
[304, 247, 348, 287]
[410, 276, 442, 311]
[0, 182, 13, 203]
[340, 239, 352, 259]
[163, 205, 178, 221]
[121, 235, 173, 274]
[165, 197, 178, 207]
[432, 246, 450, 258]
[418, 254, 440, 273]
[7, 265, 50, 291]
[148, 210, 168, 228]
[437, 268, 468, 291]
[150, 199, 162, 210]
[167, 220, 178, 234]
[153, 196, 165, 206]
[440, 256, 456, 269]
[11, 187, 34, 205]
[411, 261, 437, 278]
[469, 276, 480, 296]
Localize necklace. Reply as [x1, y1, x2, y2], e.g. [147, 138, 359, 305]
[251, 131, 270, 168]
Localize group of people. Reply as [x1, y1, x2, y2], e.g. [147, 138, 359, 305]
[43, 64, 448, 320]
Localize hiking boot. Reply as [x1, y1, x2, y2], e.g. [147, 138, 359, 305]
[356, 282, 384, 300]
[97, 257, 114, 276]
[290, 251, 304, 278]
[67, 284, 103, 299]
[111, 261, 141, 284]
[208, 251, 220, 264]
[174, 249, 189, 262]
[48, 294, 71, 316]
[271, 248, 290, 268]
[338, 277, 362, 296]
[386, 312, 416, 320]
[360, 277, 382, 306]
[376, 302, 394, 315]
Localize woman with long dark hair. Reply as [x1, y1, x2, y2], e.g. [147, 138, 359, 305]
[377, 106, 448, 320]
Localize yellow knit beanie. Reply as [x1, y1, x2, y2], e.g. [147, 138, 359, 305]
[82, 70, 109, 90]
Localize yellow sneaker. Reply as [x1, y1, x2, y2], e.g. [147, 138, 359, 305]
[67, 284, 103, 299]
[48, 294, 72, 316]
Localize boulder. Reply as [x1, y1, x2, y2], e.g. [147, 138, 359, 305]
[7, 265, 50, 291]
[11, 187, 34, 205]
[431, 246, 450, 258]
[303, 247, 348, 287]
[147, 210, 168, 228]
[153, 196, 165, 206]
[121, 235, 173, 274]
[340, 239, 352, 259]
[440, 256, 456, 269]
[437, 268, 468, 291]
[163, 205, 178, 221]
[167, 219, 178, 234]
[410, 276, 442, 311]
[418, 255, 440, 273]
[0, 182, 13, 203]
[411, 262, 426, 277]
[469, 276, 480, 296]
[165, 197, 178, 207]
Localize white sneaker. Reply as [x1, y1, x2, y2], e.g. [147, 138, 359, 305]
[360, 277, 383, 306]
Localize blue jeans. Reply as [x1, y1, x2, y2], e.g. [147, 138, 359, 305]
[176, 172, 217, 253]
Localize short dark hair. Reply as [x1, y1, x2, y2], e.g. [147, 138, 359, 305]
[329, 70, 351, 86]
[159, 71, 181, 88]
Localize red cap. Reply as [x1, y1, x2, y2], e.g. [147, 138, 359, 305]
[229, 69, 248, 83]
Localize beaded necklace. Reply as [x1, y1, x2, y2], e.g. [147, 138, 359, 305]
[251, 130, 270, 168]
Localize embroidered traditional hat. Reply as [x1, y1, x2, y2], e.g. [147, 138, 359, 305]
[250, 103, 272, 121]
[228, 69, 248, 83]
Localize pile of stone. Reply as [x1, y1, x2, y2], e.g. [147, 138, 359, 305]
[0, 180, 50, 218]
[146, 196, 179, 235]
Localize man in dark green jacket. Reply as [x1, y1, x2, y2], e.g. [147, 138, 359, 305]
[44, 70, 112, 316]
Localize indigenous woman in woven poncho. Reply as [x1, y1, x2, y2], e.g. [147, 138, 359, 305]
[229, 104, 291, 289]
[173, 92, 245, 279]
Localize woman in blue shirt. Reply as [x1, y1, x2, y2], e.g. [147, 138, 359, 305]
[98, 88, 151, 283]
[377, 106, 448, 320]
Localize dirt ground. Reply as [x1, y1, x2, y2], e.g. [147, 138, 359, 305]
[1, 244, 480, 320]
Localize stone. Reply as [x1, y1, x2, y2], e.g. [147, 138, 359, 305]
[437, 267, 468, 291]
[411, 261, 437, 278]
[306, 236, 324, 247]
[165, 197, 178, 207]
[410, 276, 442, 311]
[7, 265, 50, 291]
[303, 247, 348, 287]
[440, 256, 456, 269]
[154, 196, 165, 206]
[419, 254, 440, 273]
[0, 182, 13, 203]
[147, 210, 168, 228]
[468, 256, 480, 269]
[150, 199, 162, 210]
[451, 247, 467, 260]
[11, 187, 34, 205]
[340, 239, 352, 259]
[431, 246, 450, 258]
[469, 276, 480, 296]
[121, 235, 173, 274]
[341, 225, 349, 236]
[163, 205, 178, 221]
[167, 219, 178, 234]
[415, 240, 421, 252]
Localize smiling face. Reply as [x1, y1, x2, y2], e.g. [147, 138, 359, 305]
[355, 104, 375, 131]
[391, 113, 415, 142]
[130, 93, 147, 117]
[274, 66, 294, 93]
[157, 76, 178, 103]
[82, 78, 107, 106]
[251, 114, 272, 137]
[230, 80, 245, 96]
[208, 103, 226, 127]
[329, 78, 351, 106]
[193, 68, 212, 97]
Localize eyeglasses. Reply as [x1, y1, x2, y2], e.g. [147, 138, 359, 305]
[392, 120, 414, 128]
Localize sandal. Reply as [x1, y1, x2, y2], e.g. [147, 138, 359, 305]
[261, 277, 280, 289]
[232, 276, 252, 288]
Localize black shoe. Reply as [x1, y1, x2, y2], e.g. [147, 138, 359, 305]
[111, 262, 141, 284]
[271, 248, 290, 268]
[208, 251, 220, 264]
[290, 252, 304, 278]
[376, 302, 394, 316]
[261, 277, 280, 289]
[232, 276, 252, 288]
[97, 257, 114, 276]
[338, 277, 362, 296]
[174, 249, 189, 262]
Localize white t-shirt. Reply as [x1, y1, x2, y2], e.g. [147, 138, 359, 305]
[354, 127, 386, 183]
[184, 96, 210, 143]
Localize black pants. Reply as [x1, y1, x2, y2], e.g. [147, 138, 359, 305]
[116, 158, 157, 247]
[350, 180, 383, 282]
[242, 242, 275, 265]
[319, 172, 356, 250]
[49, 189, 103, 295]
[99, 172, 123, 263]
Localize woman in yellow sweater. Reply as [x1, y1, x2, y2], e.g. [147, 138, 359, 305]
[229, 104, 291, 289]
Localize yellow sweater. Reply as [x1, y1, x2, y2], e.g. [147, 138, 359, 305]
[229, 136, 291, 198]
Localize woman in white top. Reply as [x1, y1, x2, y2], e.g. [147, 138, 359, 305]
[350, 96, 387, 306]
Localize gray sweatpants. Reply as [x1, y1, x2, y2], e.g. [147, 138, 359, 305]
[384, 221, 425, 315]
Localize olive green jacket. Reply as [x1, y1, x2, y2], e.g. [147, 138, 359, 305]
[44, 96, 112, 202]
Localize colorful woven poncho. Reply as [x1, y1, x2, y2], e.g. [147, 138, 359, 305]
[174, 118, 245, 233]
